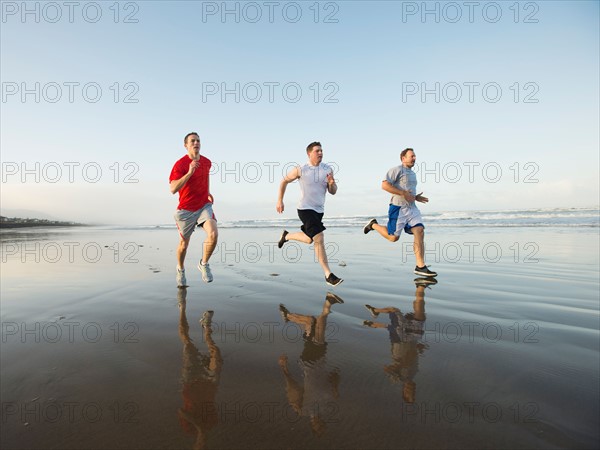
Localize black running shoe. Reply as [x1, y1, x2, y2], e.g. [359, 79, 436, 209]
[279, 304, 290, 322]
[414, 265, 437, 277]
[414, 277, 438, 287]
[364, 304, 379, 318]
[363, 218, 377, 234]
[326, 292, 344, 304]
[325, 273, 344, 287]
[278, 230, 289, 249]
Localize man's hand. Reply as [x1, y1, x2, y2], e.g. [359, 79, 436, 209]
[404, 192, 416, 203]
[327, 172, 338, 194]
[208, 193, 214, 203]
[415, 192, 429, 203]
[276, 200, 284, 214]
[187, 160, 199, 175]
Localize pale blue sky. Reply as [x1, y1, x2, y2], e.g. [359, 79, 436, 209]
[1, 1, 598, 224]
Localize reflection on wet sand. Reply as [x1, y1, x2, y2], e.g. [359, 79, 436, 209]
[278, 292, 344, 437]
[177, 288, 222, 450]
[0, 229, 63, 245]
[363, 278, 436, 403]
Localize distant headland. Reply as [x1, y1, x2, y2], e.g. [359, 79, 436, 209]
[0, 216, 86, 228]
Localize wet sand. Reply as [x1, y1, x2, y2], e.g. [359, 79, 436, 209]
[1, 226, 598, 449]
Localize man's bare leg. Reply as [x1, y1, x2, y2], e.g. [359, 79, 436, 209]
[411, 225, 425, 268]
[365, 305, 400, 317]
[413, 286, 426, 321]
[312, 232, 332, 277]
[372, 223, 399, 242]
[177, 236, 191, 269]
[200, 312, 223, 373]
[364, 305, 399, 327]
[200, 219, 218, 264]
[287, 312, 316, 337]
[284, 231, 313, 244]
[278, 355, 304, 415]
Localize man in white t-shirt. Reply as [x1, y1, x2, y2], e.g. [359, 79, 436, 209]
[364, 148, 437, 277]
[276, 141, 343, 287]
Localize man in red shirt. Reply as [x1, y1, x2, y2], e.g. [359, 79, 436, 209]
[169, 132, 218, 286]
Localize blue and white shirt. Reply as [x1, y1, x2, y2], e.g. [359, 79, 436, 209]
[385, 165, 417, 207]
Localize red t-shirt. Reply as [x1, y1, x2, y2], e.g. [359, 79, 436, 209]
[169, 155, 212, 211]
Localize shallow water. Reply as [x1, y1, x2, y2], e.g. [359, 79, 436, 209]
[1, 226, 598, 449]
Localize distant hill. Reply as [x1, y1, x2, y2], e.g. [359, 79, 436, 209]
[0, 209, 58, 220]
[0, 216, 85, 228]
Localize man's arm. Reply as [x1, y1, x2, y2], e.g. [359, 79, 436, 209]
[207, 174, 214, 203]
[169, 160, 198, 194]
[381, 180, 415, 203]
[276, 166, 300, 213]
[327, 172, 337, 195]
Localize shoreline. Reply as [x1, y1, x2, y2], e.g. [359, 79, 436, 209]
[1, 225, 598, 449]
[0, 222, 87, 229]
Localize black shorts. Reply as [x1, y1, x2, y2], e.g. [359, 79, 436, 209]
[297, 209, 326, 239]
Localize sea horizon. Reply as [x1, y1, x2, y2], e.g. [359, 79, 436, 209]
[38, 206, 600, 230]
[2, 206, 598, 231]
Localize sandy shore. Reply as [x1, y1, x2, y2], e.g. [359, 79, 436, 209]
[1, 225, 598, 449]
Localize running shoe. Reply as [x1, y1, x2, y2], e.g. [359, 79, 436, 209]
[198, 262, 213, 283]
[326, 292, 344, 304]
[414, 277, 438, 287]
[176, 267, 187, 288]
[279, 304, 290, 322]
[325, 273, 344, 287]
[278, 230, 289, 249]
[364, 304, 379, 318]
[200, 310, 214, 328]
[414, 265, 437, 277]
[363, 218, 378, 234]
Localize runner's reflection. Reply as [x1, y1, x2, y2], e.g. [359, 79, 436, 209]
[278, 292, 344, 436]
[177, 288, 222, 450]
[363, 278, 436, 403]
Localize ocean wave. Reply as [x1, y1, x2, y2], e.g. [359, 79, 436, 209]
[108, 207, 600, 229]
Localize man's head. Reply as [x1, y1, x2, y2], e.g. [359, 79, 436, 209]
[306, 141, 323, 166]
[401, 148, 416, 168]
[184, 132, 200, 160]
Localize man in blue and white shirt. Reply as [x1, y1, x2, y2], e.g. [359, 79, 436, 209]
[364, 148, 437, 277]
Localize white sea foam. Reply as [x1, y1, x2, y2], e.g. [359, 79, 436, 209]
[144, 207, 599, 230]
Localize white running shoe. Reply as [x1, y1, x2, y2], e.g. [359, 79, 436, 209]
[176, 267, 187, 288]
[198, 262, 213, 283]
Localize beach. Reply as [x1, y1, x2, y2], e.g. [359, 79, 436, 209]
[1, 217, 599, 449]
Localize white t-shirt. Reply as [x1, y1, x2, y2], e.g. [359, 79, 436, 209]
[297, 163, 332, 213]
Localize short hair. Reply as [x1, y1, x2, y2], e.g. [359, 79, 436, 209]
[184, 132, 199, 145]
[306, 141, 322, 154]
[400, 148, 414, 159]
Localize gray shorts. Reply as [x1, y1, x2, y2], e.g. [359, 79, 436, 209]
[174, 204, 216, 240]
